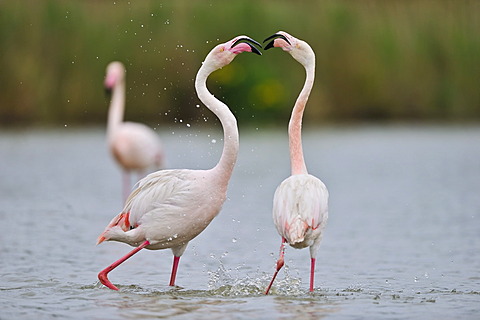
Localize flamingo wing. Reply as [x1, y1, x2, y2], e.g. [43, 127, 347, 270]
[123, 169, 196, 225]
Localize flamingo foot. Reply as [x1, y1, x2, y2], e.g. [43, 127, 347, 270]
[98, 270, 119, 290]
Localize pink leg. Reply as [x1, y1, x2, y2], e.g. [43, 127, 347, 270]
[309, 257, 316, 292]
[265, 238, 286, 295]
[169, 256, 181, 286]
[98, 240, 150, 290]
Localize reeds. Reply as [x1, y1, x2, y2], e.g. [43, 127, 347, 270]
[1, 0, 479, 125]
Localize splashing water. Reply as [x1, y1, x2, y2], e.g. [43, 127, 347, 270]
[206, 256, 304, 296]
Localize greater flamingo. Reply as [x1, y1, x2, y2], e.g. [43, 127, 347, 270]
[104, 61, 164, 201]
[263, 31, 329, 294]
[97, 36, 262, 290]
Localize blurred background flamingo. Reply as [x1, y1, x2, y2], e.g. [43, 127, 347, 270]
[96, 36, 262, 290]
[263, 31, 329, 294]
[104, 61, 165, 202]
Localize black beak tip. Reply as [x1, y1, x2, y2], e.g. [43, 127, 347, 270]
[262, 33, 291, 50]
[245, 37, 262, 49]
[251, 45, 262, 56]
[264, 40, 275, 51]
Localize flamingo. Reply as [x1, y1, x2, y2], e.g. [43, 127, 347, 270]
[96, 36, 262, 290]
[104, 61, 165, 201]
[263, 31, 329, 294]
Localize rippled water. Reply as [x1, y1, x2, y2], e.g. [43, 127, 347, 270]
[1, 125, 479, 319]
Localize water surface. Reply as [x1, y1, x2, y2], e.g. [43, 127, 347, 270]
[1, 125, 479, 319]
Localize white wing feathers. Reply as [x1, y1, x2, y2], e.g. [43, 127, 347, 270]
[123, 169, 195, 226]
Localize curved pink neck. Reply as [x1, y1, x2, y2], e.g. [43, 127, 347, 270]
[195, 64, 239, 183]
[289, 62, 314, 175]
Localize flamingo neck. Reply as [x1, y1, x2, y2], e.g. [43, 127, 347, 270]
[195, 64, 239, 183]
[289, 61, 315, 175]
[107, 79, 125, 140]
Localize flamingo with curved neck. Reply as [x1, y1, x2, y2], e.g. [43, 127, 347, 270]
[104, 61, 164, 202]
[263, 31, 329, 294]
[96, 36, 261, 290]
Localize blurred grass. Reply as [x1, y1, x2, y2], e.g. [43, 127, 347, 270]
[0, 0, 479, 126]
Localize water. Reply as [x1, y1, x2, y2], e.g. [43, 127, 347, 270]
[1, 125, 479, 319]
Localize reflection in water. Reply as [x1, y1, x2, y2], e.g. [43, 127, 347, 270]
[274, 296, 339, 320]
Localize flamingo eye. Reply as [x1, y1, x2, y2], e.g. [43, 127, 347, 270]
[129, 225, 135, 230]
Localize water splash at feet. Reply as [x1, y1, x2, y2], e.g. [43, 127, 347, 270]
[206, 256, 304, 296]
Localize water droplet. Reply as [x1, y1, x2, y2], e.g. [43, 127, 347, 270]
[211, 139, 217, 144]
[232, 238, 237, 243]
[186, 123, 191, 128]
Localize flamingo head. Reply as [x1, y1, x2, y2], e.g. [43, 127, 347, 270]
[96, 212, 131, 244]
[104, 61, 125, 93]
[202, 36, 262, 72]
[263, 31, 315, 67]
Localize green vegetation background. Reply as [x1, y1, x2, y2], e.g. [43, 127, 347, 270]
[1, 0, 479, 127]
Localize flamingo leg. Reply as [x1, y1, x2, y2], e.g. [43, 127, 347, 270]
[98, 240, 150, 290]
[265, 238, 286, 295]
[310, 257, 316, 292]
[122, 171, 131, 203]
[169, 256, 181, 286]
